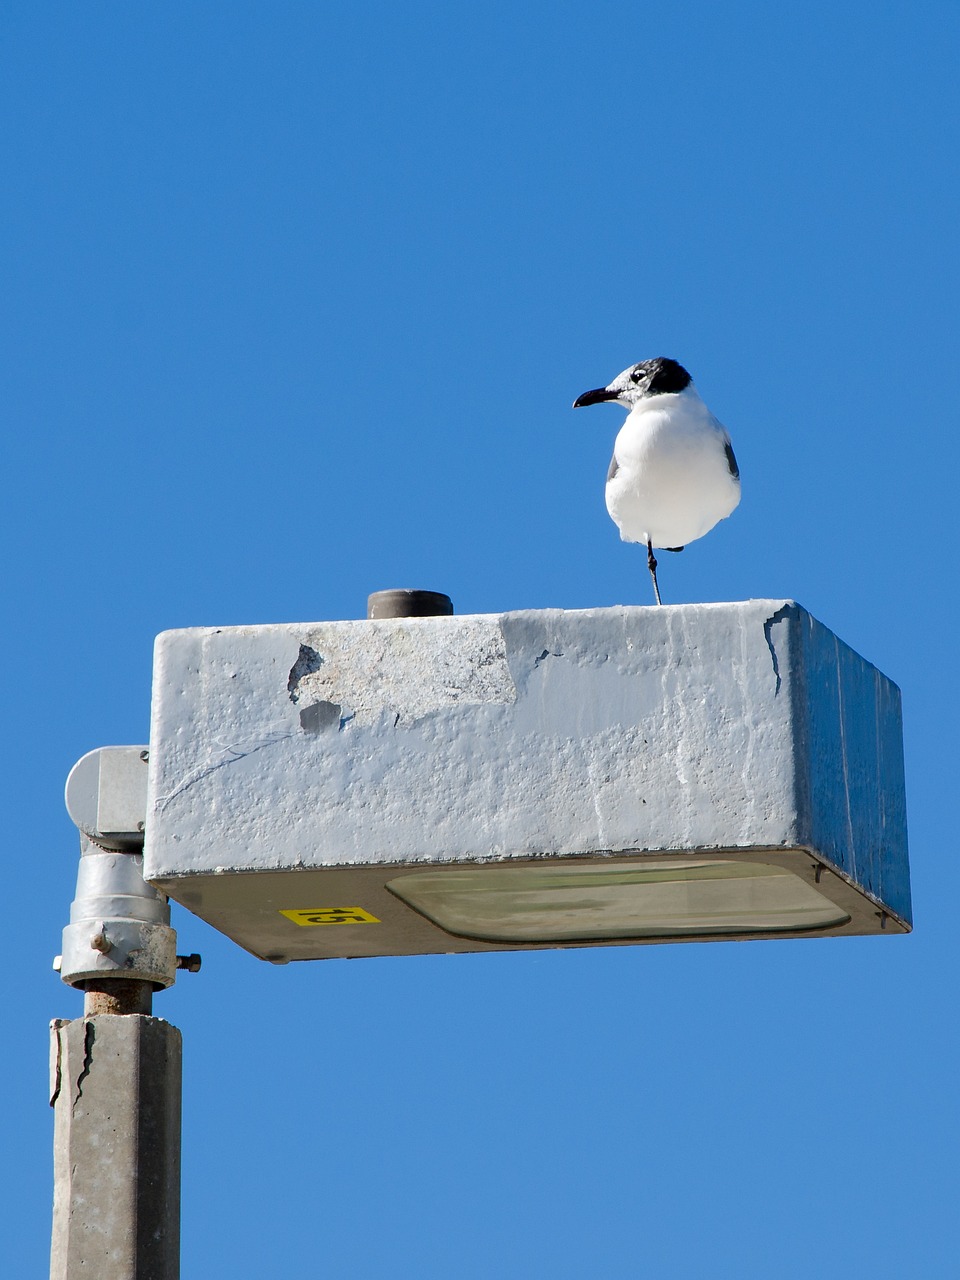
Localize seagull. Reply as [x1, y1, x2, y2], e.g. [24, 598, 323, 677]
[573, 357, 740, 605]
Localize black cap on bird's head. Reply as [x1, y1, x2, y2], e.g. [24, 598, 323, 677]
[573, 357, 692, 409]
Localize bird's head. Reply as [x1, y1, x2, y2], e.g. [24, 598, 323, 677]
[573, 357, 692, 409]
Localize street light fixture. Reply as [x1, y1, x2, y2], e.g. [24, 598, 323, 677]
[142, 596, 910, 959]
[51, 593, 910, 1280]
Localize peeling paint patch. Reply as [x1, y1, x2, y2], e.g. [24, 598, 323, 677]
[288, 645, 324, 703]
[286, 619, 517, 724]
[299, 700, 342, 734]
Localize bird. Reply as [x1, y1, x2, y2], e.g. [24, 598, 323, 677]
[573, 357, 740, 605]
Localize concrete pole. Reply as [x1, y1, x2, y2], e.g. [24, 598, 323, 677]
[50, 1011, 182, 1280]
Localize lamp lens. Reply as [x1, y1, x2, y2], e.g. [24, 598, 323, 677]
[386, 860, 849, 942]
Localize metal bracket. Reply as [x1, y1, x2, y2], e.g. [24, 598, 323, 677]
[59, 747, 180, 991]
[65, 745, 150, 852]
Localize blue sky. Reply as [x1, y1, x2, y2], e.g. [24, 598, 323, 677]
[3, 3, 959, 1275]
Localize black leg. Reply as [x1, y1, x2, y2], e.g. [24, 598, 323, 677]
[646, 540, 662, 606]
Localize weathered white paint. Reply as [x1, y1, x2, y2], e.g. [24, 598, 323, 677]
[144, 601, 910, 934]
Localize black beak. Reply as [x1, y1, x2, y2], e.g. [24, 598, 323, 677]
[573, 387, 619, 409]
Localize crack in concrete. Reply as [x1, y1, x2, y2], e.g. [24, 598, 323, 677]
[763, 605, 793, 697]
[49, 1020, 65, 1108]
[153, 730, 292, 812]
[73, 1020, 96, 1113]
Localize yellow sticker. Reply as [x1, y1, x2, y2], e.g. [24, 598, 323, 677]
[280, 907, 381, 927]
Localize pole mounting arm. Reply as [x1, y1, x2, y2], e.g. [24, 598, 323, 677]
[58, 747, 179, 994]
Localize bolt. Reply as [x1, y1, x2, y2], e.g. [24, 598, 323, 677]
[90, 925, 113, 955]
[52, 955, 62, 972]
[139, 749, 149, 762]
[176, 953, 202, 973]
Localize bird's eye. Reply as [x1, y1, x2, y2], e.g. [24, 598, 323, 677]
[630, 369, 644, 383]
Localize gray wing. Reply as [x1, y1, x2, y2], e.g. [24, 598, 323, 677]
[723, 437, 739, 480]
[606, 453, 619, 483]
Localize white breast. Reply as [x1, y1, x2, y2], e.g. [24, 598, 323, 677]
[605, 389, 740, 549]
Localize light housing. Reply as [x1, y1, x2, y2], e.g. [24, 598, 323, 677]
[143, 601, 910, 961]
